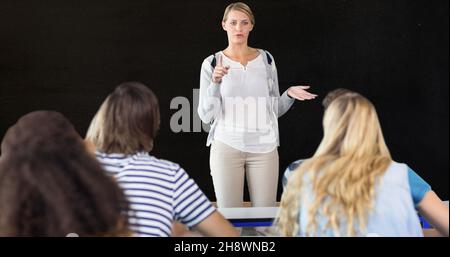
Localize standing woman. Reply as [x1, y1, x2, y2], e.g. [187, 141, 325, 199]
[198, 2, 317, 208]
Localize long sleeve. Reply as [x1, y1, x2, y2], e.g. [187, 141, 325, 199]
[266, 52, 295, 117]
[198, 56, 222, 124]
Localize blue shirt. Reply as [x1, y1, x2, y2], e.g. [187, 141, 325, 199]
[282, 159, 431, 208]
[293, 161, 423, 236]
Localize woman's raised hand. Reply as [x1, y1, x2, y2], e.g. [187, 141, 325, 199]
[212, 54, 230, 84]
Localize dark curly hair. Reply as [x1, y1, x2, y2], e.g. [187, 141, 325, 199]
[0, 111, 130, 236]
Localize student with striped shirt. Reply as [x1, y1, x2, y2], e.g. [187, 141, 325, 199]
[86, 82, 238, 237]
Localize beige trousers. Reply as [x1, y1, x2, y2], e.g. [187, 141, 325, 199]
[209, 140, 279, 208]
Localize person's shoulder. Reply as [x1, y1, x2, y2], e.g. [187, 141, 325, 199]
[282, 159, 311, 189]
[151, 156, 181, 169]
[283, 159, 305, 181]
[387, 161, 408, 174]
[95, 151, 124, 159]
[201, 54, 216, 74]
[202, 52, 219, 65]
[203, 55, 214, 62]
[256, 48, 274, 58]
[254, 48, 275, 67]
[287, 159, 305, 172]
[380, 160, 411, 187]
[125, 153, 182, 173]
[95, 151, 129, 164]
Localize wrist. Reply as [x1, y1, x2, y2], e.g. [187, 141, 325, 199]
[287, 88, 293, 99]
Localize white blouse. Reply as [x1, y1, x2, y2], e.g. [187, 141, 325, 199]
[214, 52, 277, 153]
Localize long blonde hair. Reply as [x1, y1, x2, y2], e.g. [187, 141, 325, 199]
[277, 92, 392, 236]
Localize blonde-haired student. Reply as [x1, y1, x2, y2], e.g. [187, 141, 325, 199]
[277, 92, 428, 236]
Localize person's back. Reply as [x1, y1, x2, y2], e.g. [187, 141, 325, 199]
[96, 151, 215, 236]
[276, 92, 423, 237]
[86, 82, 238, 237]
[0, 111, 130, 236]
[296, 161, 422, 236]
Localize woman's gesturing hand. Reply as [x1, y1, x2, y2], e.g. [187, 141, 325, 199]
[287, 85, 317, 101]
[212, 54, 230, 84]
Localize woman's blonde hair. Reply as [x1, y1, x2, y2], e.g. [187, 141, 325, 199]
[223, 2, 255, 25]
[86, 82, 160, 155]
[276, 92, 392, 236]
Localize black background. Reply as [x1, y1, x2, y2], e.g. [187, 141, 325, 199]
[0, 0, 448, 201]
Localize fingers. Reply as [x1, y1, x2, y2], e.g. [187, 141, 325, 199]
[289, 85, 318, 101]
[218, 54, 223, 67]
[292, 90, 317, 99]
[212, 66, 229, 83]
[293, 95, 314, 101]
[212, 54, 230, 83]
[294, 94, 316, 100]
[214, 66, 229, 76]
[217, 55, 230, 71]
[216, 55, 230, 71]
[295, 86, 317, 96]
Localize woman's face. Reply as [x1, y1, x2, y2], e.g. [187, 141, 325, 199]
[222, 10, 253, 45]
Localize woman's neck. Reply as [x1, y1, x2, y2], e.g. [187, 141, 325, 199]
[224, 44, 253, 58]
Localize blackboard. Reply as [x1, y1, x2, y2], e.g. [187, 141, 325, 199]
[0, 0, 448, 200]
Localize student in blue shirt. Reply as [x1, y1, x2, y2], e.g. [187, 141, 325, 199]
[282, 160, 448, 236]
[330, 89, 447, 236]
[278, 89, 448, 236]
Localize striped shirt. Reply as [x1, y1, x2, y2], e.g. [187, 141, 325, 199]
[96, 151, 216, 237]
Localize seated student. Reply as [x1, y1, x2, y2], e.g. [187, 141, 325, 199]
[276, 92, 425, 236]
[85, 81, 239, 237]
[282, 88, 449, 237]
[0, 111, 130, 236]
[280, 89, 363, 187]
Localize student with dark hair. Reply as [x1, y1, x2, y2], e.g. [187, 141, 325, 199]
[0, 111, 130, 236]
[86, 82, 238, 237]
